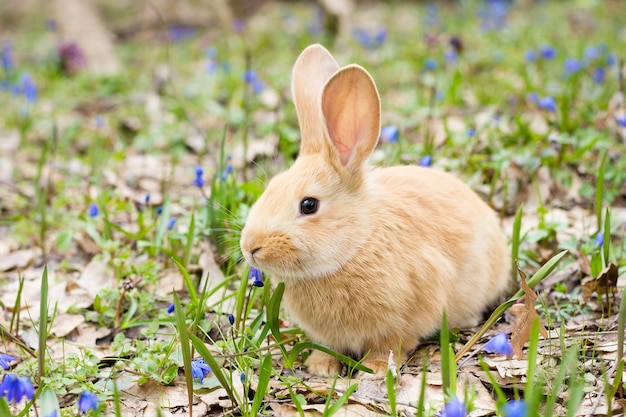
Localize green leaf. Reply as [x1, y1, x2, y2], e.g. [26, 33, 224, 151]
[286, 342, 372, 374]
[173, 293, 194, 414]
[250, 353, 273, 416]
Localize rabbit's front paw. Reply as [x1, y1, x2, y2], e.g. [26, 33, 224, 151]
[359, 358, 388, 379]
[305, 350, 342, 377]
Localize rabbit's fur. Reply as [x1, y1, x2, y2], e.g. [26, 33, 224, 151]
[240, 44, 510, 378]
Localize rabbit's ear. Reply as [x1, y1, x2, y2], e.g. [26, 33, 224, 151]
[321, 65, 381, 167]
[292, 44, 340, 156]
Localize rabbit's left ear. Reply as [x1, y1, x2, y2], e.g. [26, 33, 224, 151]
[321, 64, 381, 168]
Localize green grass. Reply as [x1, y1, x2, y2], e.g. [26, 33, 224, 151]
[1, 0, 625, 415]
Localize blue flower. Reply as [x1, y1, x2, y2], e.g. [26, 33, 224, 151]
[0, 373, 34, 404]
[564, 58, 582, 74]
[227, 314, 235, 325]
[419, 155, 432, 167]
[168, 24, 195, 42]
[0, 353, 15, 370]
[144, 193, 150, 204]
[616, 115, 626, 127]
[94, 115, 105, 128]
[88, 202, 99, 218]
[584, 45, 600, 62]
[606, 53, 616, 67]
[444, 48, 458, 64]
[539, 44, 556, 60]
[538, 96, 556, 113]
[352, 27, 387, 49]
[441, 396, 467, 417]
[240, 372, 246, 383]
[156, 206, 163, 216]
[594, 232, 604, 247]
[467, 127, 476, 138]
[77, 390, 99, 413]
[167, 218, 176, 230]
[592, 66, 605, 84]
[193, 165, 204, 188]
[502, 399, 526, 417]
[232, 18, 245, 33]
[484, 332, 514, 356]
[380, 125, 399, 143]
[425, 58, 437, 71]
[166, 303, 175, 314]
[527, 92, 539, 104]
[425, 2, 439, 27]
[19, 73, 37, 103]
[1, 39, 13, 72]
[525, 49, 537, 63]
[243, 70, 265, 93]
[191, 358, 211, 382]
[249, 266, 264, 287]
[478, 0, 509, 32]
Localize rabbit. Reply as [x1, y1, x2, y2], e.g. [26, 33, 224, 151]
[239, 44, 510, 378]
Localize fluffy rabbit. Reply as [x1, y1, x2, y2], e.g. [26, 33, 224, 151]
[240, 44, 510, 378]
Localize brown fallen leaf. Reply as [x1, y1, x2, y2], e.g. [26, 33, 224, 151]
[509, 268, 548, 359]
[581, 263, 618, 307]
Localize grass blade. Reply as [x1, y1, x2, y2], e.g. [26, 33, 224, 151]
[287, 342, 372, 374]
[38, 265, 49, 380]
[189, 333, 238, 405]
[250, 353, 272, 416]
[173, 293, 194, 417]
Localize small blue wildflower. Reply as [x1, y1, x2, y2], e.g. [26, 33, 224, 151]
[593, 66, 605, 84]
[606, 53, 616, 67]
[584, 45, 601, 62]
[353, 27, 387, 49]
[205, 60, 218, 74]
[539, 44, 556, 60]
[441, 396, 467, 417]
[425, 2, 439, 27]
[193, 165, 205, 188]
[221, 162, 234, 181]
[616, 115, 626, 127]
[227, 314, 235, 325]
[527, 92, 539, 104]
[243, 70, 265, 93]
[502, 399, 526, 417]
[425, 58, 437, 71]
[94, 115, 105, 128]
[0, 353, 15, 370]
[191, 358, 211, 382]
[380, 125, 399, 143]
[478, 0, 509, 32]
[467, 127, 476, 138]
[249, 266, 264, 287]
[594, 231, 604, 247]
[484, 332, 514, 356]
[538, 96, 556, 113]
[419, 155, 433, 167]
[77, 390, 99, 414]
[156, 206, 163, 216]
[166, 303, 175, 314]
[524, 49, 537, 63]
[564, 58, 582, 74]
[19, 73, 37, 103]
[232, 18, 245, 33]
[88, 202, 99, 218]
[1, 39, 13, 72]
[0, 374, 34, 404]
[168, 25, 195, 42]
[240, 372, 246, 383]
[444, 48, 458, 64]
[144, 193, 150, 204]
[167, 218, 176, 230]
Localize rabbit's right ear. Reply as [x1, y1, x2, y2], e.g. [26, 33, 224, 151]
[292, 44, 340, 156]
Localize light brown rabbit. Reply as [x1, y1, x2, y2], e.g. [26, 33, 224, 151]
[240, 44, 510, 378]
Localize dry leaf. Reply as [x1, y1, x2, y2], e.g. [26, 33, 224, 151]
[509, 268, 548, 359]
[581, 263, 618, 304]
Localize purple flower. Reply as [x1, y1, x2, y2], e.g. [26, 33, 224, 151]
[167, 218, 176, 230]
[419, 155, 433, 167]
[243, 70, 265, 93]
[425, 58, 437, 71]
[191, 358, 211, 382]
[58, 41, 87, 75]
[193, 165, 205, 188]
[527, 92, 539, 104]
[380, 125, 399, 143]
[0, 353, 15, 370]
[539, 44, 556, 60]
[166, 303, 175, 314]
[249, 266, 264, 287]
[478, 0, 509, 32]
[77, 390, 99, 413]
[616, 115, 626, 127]
[353, 27, 387, 49]
[88, 202, 99, 218]
[232, 18, 245, 33]
[444, 48, 458, 64]
[606, 53, 616, 67]
[19, 73, 37, 103]
[593, 66, 605, 84]
[227, 314, 235, 325]
[94, 115, 105, 128]
[502, 399, 526, 417]
[441, 396, 467, 417]
[0, 373, 34, 404]
[168, 24, 195, 42]
[584, 45, 600, 62]
[467, 127, 476, 138]
[538, 96, 556, 113]
[1, 39, 13, 72]
[525, 49, 537, 63]
[564, 58, 582, 74]
[594, 231, 604, 247]
[484, 332, 514, 356]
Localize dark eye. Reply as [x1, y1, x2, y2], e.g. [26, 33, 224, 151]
[300, 197, 319, 215]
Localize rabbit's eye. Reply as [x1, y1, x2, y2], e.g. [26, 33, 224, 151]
[300, 197, 319, 215]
